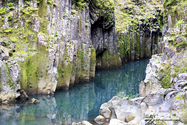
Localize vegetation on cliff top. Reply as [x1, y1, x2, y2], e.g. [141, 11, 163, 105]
[114, 0, 163, 32]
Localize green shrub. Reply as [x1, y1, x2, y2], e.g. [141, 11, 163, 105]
[160, 62, 173, 89]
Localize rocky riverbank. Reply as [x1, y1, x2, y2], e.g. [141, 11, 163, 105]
[95, 0, 187, 124]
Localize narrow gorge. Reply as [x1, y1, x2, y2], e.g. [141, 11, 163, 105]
[0, 0, 160, 103]
[0, 0, 187, 125]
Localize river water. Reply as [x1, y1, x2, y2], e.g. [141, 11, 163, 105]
[0, 59, 149, 125]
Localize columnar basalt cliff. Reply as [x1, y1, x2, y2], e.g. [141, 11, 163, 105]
[0, 0, 167, 104]
[116, 0, 163, 62]
[0, 0, 122, 103]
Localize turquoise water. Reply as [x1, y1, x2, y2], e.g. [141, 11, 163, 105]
[0, 59, 149, 125]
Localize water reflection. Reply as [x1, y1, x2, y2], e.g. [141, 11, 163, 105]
[0, 59, 149, 125]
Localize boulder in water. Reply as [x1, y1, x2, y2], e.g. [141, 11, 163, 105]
[99, 103, 111, 119]
[28, 98, 40, 104]
[94, 115, 106, 124]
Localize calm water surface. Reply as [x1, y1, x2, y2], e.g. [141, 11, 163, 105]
[0, 59, 149, 125]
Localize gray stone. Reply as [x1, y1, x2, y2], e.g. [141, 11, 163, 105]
[94, 115, 106, 122]
[177, 73, 187, 81]
[99, 96, 148, 124]
[28, 98, 40, 104]
[109, 119, 125, 125]
[100, 103, 111, 119]
[81, 121, 92, 125]
[174, 80, 187, 90]
[142, 89, 165, 106]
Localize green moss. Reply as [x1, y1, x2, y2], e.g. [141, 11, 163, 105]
[90, 48, 96, 78]
[176, 96, 181, 100]
[8, 14, 13, 21]
[74, 44, 82, 84]
[38, 0, 48, 34]
[47, 0, 52, 4]
[26, 20, 31, 23]
[53, 3, 57, 6]
[75, 0, 88, 9]
[38, 0, 46, 18]
[28, 7, 39, 12]
[10, 37, 18, 43]
[21, 9, 30, 15]
[9, 6, 14, 10]
[8, 2, 14, 10]
[80, 43, 89, 80]
[175, 19, 183, 27]
[100, 50, 121, 69]
[118, 33, 131, 58]
[164, 0, 175, 7]
[0, 7, 6, 15]
[153, 56, 157, 59]
[25, 1, 30, 5]
[19, 53, 39, 94]
[181, 67, 187, 73]
[157, 121, 166, 125]
[71, 9, 77, 14]
[90, 48, 96, 69]
[176, 40, 187, 48]
[4, 64, 14, 88]
[57, 43, 73, 89]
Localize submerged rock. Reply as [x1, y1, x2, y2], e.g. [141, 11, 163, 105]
[28, 98, 40, 104]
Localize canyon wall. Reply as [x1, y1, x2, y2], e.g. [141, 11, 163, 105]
[0, 0, 122, 103]
[140, 0, 187, 97]
[0, 0, 165, 103]
[116, 0, 163, 62]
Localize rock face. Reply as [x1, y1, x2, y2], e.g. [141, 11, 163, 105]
[117, 0, 163, 62]
[139, 55, 163, 97]
[0, 0, 164, 103]
[0, 0, 121, 102]
[139, 0, 187, 97]
[0, 60, 20, 103]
